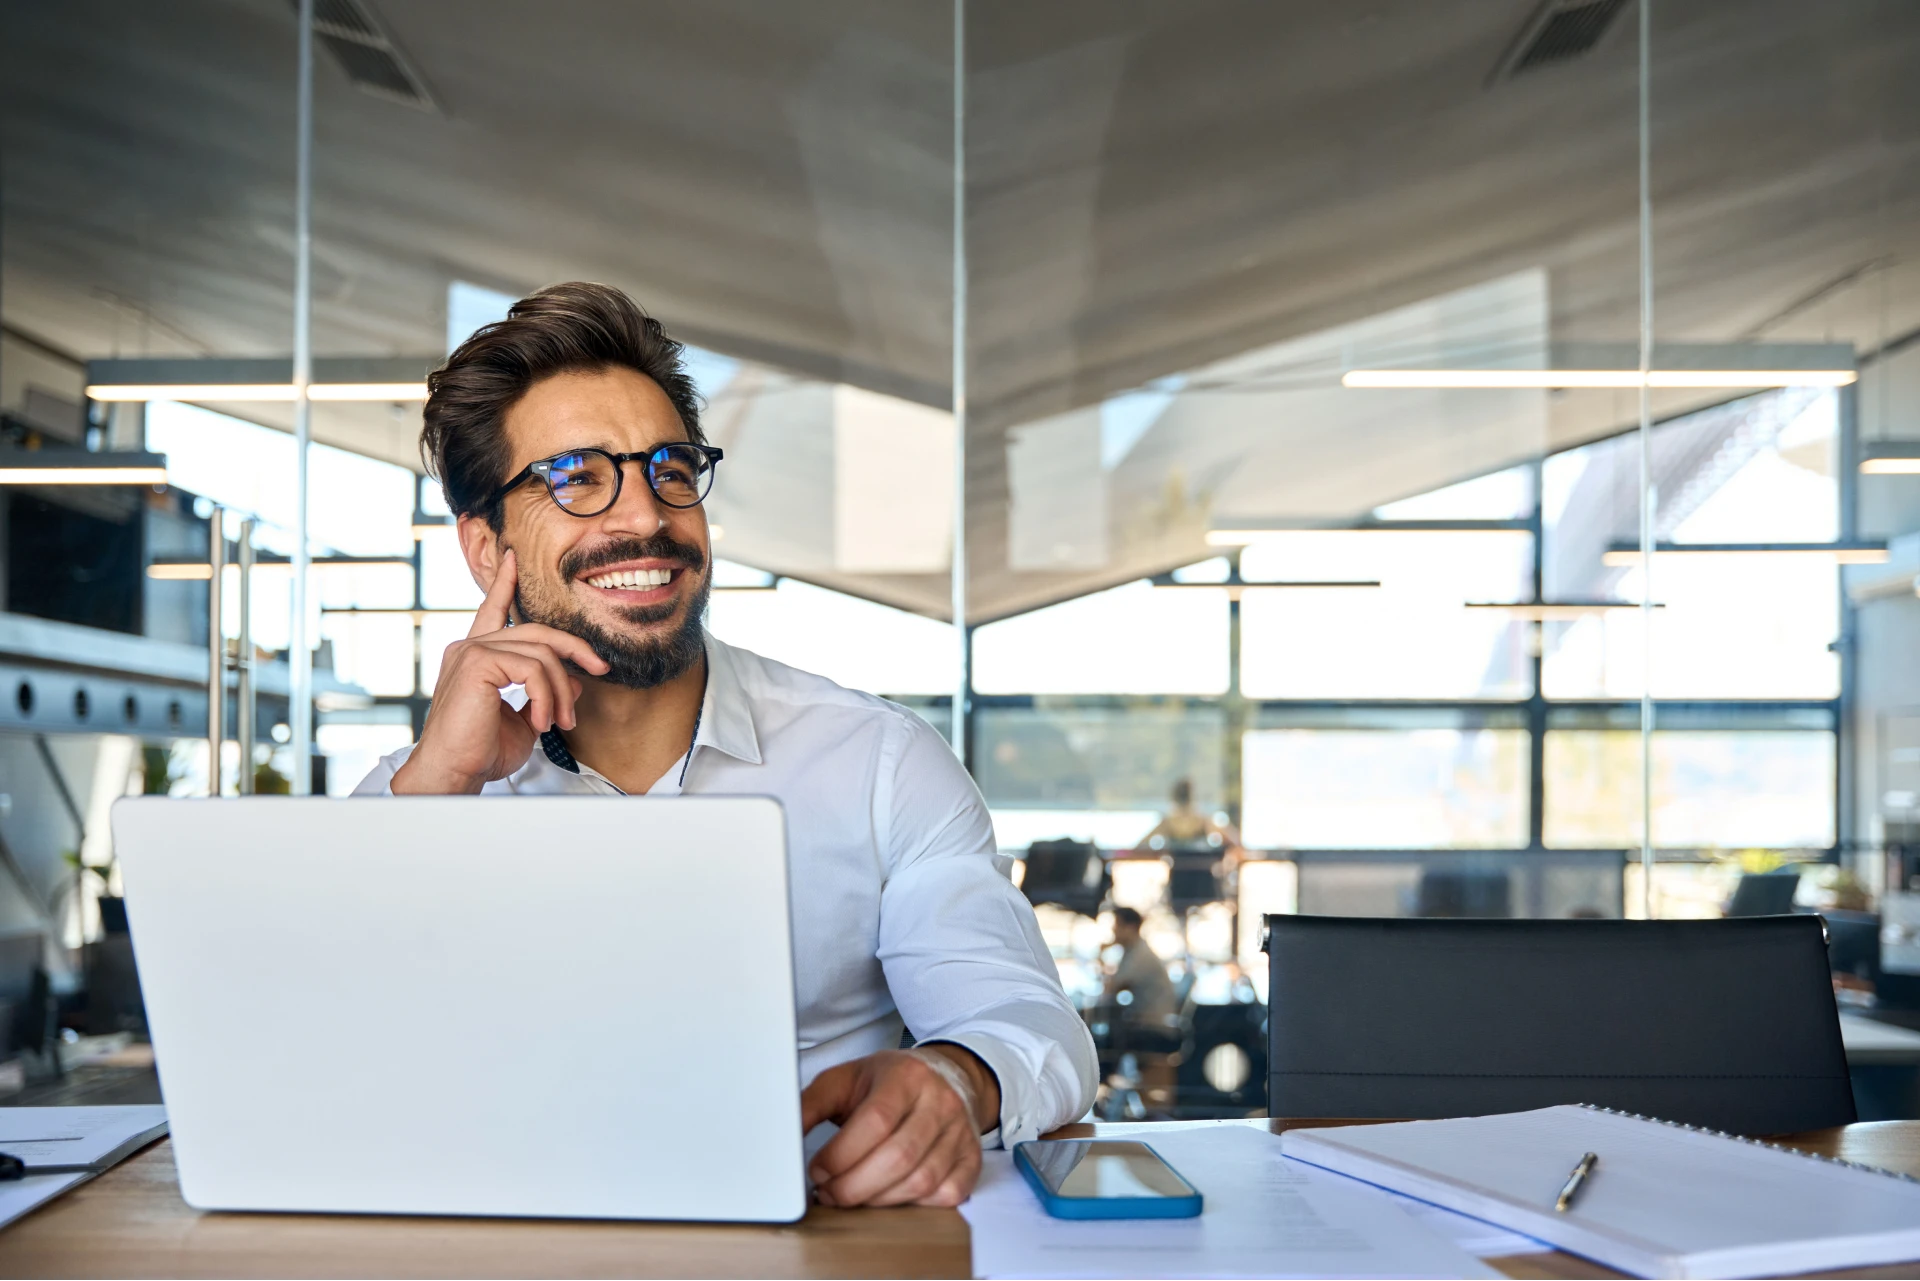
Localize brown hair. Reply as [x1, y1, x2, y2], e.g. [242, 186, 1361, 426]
[420, 282, 704, 530]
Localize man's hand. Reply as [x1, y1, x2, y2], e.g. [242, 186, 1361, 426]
[800, 1046, 1000, 1208]
[392, 550, 610, 795]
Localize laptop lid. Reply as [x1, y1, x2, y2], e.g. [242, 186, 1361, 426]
[112, 794, 805, 1222]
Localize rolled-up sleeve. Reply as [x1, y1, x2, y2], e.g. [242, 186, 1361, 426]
[873, 714, 1098, 1146]
[350, 747, 410, 796]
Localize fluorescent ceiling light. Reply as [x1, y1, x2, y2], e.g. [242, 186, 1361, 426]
[88, 384, 300, 402]
[0, 466, 168, 485]
[1859, 443, 1920, 475]
[1154, 581, 1379, 598]
[1602, 541, 1890, 567]
[0, 451, 169, 486]
[308, 382, 429, 401]
[150, 557, 416, 578]
[87, 382, 428, 402]
[1342, 369, 1857, 389]
[1206, 527, 1509, 547]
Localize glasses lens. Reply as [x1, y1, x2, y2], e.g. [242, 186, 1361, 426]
[647, 444, 714, 507]
[545, 451, 618, 514]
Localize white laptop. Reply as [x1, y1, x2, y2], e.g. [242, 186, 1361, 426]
[111, 795, 806, 1222]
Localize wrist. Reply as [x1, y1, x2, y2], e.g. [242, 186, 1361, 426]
[390, 755, 484, 796]
[910, 1043, 1001, 1135]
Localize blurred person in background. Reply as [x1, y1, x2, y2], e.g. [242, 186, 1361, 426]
[1134, 777, 1245, 877]
[1103, 907, 1179, 1033]
[355, 282, 1095, 1209]
[1139, 779, 1233, 850]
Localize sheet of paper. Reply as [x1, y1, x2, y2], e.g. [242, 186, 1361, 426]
[960, 1126, 1501, 1279]
[0, 1172, 90, 1230]
[1382, 1189, 1548, 1259]
[0, 1105, 168, 1168]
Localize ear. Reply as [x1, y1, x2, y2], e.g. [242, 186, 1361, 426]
[456, 514, 503, 598]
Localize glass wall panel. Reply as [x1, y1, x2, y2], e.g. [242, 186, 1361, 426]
[1649, 0, 1916, 899]
[705, 580, 956, 697]
[976, 702, 1226, 852]
[1541, 390, 1842, 699]
[972, 581, 1229, 696]
[1545, 729, 1837, 851]
[1239, 531, 1532, 700]
[1242, 727, 1529, 850]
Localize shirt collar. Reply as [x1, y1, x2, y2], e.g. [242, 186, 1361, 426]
[537, 629, 762, 775]
[696, 630, 762, 766]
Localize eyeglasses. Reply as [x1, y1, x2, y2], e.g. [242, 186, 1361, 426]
[489, 443, 725, 518]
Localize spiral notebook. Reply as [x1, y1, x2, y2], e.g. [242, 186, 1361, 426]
[1279, 1105, 1920, 1279]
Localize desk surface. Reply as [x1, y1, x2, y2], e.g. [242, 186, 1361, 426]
[0, 1119, 1916, 1279]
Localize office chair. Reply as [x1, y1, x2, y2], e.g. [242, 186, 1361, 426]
[1727, 870, 1802, 917]
[1265, 914, 1855, 1134]
[1176, 1001, 1268, 1118]
[1019, 839, 1110, 919]
[1165, 853, 1224, 912]
[1093, 975, 1192, 1121]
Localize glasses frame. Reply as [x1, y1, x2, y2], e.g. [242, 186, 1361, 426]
[488, 443, 725, 518]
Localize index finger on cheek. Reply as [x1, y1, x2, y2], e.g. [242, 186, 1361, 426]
[471, 549, 517, 637]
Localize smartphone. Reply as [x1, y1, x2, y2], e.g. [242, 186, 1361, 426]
[1012, 1139, 1203, 1219]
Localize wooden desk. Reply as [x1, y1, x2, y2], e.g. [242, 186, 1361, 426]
[1, 1119, 1916, 1279]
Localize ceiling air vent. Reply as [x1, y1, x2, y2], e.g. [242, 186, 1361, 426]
[290, 0, 438, 112]
[1490, 0, 1630, 83]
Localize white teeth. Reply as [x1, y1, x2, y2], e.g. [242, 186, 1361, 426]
[586, 568, 672, 589]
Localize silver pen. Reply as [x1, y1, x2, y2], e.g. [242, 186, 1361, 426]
[1555, 1151, 1599, 1212]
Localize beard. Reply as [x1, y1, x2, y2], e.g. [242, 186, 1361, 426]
[514, 532, 712, 690]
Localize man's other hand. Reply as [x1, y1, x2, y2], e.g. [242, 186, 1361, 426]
[799, 1046, 1000, 1208]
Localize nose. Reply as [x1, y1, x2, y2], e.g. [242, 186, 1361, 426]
[598, 457, 669, 535]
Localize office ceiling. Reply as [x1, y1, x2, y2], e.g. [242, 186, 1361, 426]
[3, 0, 1918, 621]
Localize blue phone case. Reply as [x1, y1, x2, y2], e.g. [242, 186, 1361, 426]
[1013, 1141, 1203, 1219]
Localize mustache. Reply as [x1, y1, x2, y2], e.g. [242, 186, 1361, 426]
[559, 533, 706, 582]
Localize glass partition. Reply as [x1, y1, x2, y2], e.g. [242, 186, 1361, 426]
[9, 0, 1916, 1120]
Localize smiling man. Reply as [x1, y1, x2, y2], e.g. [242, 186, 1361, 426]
[354, 282, 1096, 1208]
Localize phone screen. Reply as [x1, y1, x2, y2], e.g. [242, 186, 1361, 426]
[1019, 1140, 1197, 1199]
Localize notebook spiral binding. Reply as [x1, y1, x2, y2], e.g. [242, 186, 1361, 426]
[1580, 1104, 1920, 1186]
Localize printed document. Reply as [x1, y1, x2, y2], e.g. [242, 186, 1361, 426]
[960, 1125, 1500, 1279]
[0, 1105, 168, 1169]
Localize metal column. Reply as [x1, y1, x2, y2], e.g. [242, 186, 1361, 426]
[206, 507, 225, 797]
[1635, 0, 1657, 918]
[949, 0, 969, 766]
[289, 0, 316, 794]
[236, 517, 256, 795]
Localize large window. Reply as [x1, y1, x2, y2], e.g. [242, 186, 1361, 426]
[973, 581, 1230, 696]
[1544, 729, 1836, 851]
[1242, 725, 1529, 850]
[705, 579, 955, 696]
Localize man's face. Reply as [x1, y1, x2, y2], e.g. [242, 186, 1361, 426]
[1112, 921, 1140, 948]
[469, 366, 713, 688]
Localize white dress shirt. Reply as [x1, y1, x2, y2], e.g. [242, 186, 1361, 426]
[354, 631, 1097, 1146]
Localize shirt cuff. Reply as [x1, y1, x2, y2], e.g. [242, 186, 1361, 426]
[921, 1032, 1037, 1149]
